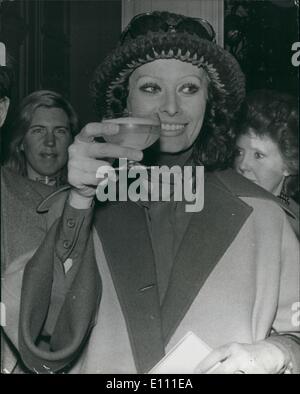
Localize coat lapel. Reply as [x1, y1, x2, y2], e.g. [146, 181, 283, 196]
[93, 201, 164, 373]
[162, 172, 253, 342]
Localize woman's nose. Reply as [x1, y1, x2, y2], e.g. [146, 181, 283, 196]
[238, 155, 252, 173]
[43, 130, 56, 147]
[160, 90, 180, 116]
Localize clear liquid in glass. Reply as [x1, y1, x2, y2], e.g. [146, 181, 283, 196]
[102, 117, 160, 150]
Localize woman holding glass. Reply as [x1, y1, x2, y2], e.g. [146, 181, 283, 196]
[2, 11, 299, 374]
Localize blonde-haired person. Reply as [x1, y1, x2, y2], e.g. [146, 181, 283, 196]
[1, 90, 78, 372]
[5, 90, 78, 186]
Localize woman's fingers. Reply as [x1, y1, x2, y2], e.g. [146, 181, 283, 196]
[71, 121, 143, 162]
[87, 142, 143, 162]
[68, 166, 103, 188]
[70, 138, 143, 162]
[67, 121, 143, 200]
[76, 122, 119, 142]
[195, 344, 230, 373]
[68, 157, 108, 174]
[206, 357, 239, 374]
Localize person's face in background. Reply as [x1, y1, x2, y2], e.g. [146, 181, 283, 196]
[234, 129, 290, 195]
[21, 106, 72, 179]
[127, 59, 208, 153]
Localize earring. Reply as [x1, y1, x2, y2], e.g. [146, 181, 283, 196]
[278, 177, 290, 205]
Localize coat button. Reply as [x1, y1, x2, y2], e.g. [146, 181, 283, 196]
[67, 218, 75, 228]
[63, 240, 71, 249]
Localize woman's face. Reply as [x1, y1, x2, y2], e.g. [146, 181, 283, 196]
[234, 129, 289, 195]
[22, 106, 72, 179]
[127, 59, 208, 153]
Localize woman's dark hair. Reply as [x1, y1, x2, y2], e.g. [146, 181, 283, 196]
[192, 81, 237, 170]
[235, 89, 299, 195]
[5, 90, 79, 177]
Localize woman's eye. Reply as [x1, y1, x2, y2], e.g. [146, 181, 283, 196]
[55, 128, 68, 135]
[179, 83, 200, 94]
[254, 152, 265, 159]
[30, 127, 44, 134]
[139, 83, 161, 94]
[234, 148, 243, 157]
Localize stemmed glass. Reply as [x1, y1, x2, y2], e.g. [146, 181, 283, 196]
[102, 113, 161, 170]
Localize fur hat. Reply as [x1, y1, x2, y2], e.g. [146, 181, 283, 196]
[90, 11, 245, 119]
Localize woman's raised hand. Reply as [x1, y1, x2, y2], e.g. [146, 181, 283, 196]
[67, 122, 143, 208]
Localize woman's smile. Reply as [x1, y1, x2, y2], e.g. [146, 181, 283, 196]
[160, 122, 187, 136]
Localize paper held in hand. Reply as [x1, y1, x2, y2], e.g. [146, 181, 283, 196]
[149, 331, 218, 374]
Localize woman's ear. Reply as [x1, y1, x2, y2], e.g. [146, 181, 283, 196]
[0, 97, 10, 128]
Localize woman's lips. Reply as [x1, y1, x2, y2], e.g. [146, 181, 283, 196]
[160, 123, 186, 137]
[40, 152, 57, 159]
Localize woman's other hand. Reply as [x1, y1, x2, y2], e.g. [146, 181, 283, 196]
[195, 340, 291, 374]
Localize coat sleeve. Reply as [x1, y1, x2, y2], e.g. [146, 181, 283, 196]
[267, 211, 300, 374]
[2, 193, 101, 374]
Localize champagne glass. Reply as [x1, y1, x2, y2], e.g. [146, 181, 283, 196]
[102, 113, 161, 170]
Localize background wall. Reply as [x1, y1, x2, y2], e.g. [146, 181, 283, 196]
[69, 0, 121, 125]
[0, 0, 122, 160]
[224, 0, 299, 95]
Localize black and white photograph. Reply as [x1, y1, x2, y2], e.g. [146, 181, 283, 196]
[1, 0, 299, 379]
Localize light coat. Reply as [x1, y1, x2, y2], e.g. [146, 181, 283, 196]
[2, 169, 300, 373]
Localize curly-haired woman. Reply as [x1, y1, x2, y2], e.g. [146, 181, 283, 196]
[234, 89, 299, 236]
